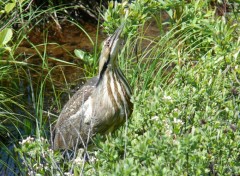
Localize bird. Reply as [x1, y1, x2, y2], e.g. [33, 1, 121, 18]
[53, 25, 133, 150]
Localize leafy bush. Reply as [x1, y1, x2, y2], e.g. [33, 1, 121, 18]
[1, 0, 239, 175]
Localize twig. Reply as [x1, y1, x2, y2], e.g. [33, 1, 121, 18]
[0, 12, 18, 32]
[0, 0, 34, 32]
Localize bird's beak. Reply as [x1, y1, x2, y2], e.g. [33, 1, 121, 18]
[98, 24, 125, 76]
[108, 24, 124, 58]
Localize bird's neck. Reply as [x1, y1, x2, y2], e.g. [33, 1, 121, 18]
[95, 65, 132, 116]
[97, 65, 132, 96]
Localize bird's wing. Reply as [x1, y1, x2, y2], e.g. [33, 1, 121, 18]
[53, 76, 98, 149]
[57, 76, 98, 124]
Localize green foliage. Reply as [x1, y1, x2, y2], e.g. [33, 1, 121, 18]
[3, 0, 26, 14]
[1, 0, 240, 175]
[0, 0, 75, 174]
[88, 47, 239, 174]
[0, 28, 13, 53]
[0, 28, 13, 46]
[103, 0, 161, 35]
[74, 49, 97, 75]
[15, 137, 62, 175]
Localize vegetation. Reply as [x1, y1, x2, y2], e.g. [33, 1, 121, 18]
[0, 0, 239, 175]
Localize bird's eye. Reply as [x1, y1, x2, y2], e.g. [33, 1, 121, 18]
[105, 40, 110, 47]
[104, 36, 112, 47]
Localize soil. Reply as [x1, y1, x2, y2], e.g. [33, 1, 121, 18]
[15, 21, 107, 87]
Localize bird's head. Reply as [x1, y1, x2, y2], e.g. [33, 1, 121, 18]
[98, 25, 124, 77]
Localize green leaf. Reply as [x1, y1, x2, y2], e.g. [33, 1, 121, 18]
[19, 0, 26, 5]
[4, 2, 16, 14]
[0, 28, 13, 46]
[74, 49, 85, 59]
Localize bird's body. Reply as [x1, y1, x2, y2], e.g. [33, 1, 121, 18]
[53, 26, 133, 150]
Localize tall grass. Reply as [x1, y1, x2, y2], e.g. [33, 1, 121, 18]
[0, 0, 99, 174]
[1, 0, 239, 175]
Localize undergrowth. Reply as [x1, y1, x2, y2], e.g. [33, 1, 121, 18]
[0, 0, 239, 175]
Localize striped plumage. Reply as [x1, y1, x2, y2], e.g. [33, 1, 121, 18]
[53, 26, 133, 150]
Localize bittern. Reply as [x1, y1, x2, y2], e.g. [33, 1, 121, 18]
[53, 25, 133, 150]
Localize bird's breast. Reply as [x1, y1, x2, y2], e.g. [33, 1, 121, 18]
[79, 70, 132, 134]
